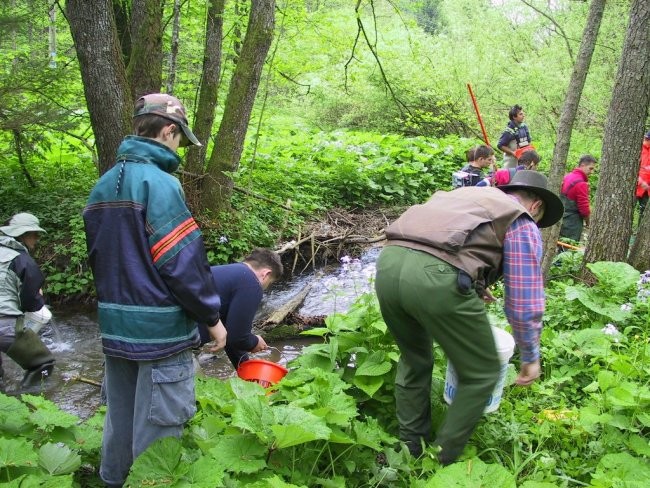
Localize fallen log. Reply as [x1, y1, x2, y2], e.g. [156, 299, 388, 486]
[261, 280, 315, 329]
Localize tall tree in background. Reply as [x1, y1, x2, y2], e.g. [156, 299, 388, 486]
[539, 0, 606, 276]
[0, 1, 88, 183]
[66, 0, 132, 175]
[127, 0, 163, 98]
[183, 0, 225, 202]
[583, 0, 650, 268]
[621, 1, 650, 272]
[66, 0, 275, 211]
[203, 0, 275, 212]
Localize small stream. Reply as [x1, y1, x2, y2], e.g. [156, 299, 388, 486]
[1, 246, 381, 419]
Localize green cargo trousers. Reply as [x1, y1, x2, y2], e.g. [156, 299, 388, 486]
[374, 245, 500, 463]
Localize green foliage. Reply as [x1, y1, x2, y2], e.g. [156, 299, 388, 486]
[0, 261, 649, 485]
[240, 129, 466, 211]
[545, 261, 640, 330]
[0, 393, 103, 486]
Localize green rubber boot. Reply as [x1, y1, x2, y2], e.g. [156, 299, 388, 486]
[6, 329, 55, 387]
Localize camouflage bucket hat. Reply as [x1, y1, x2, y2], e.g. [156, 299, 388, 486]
[134, 93, 202, 147]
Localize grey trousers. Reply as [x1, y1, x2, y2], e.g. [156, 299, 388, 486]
[375, 246, 500, 463]
[100, 349, 196, 486]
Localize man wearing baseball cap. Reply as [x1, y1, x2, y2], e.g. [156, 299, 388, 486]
[0, 212, 55, 391]
[375, 171, 563, 464]
[83, 93, 226, 487]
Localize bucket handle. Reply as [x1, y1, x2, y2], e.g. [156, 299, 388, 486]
[237, 346, 286, 369]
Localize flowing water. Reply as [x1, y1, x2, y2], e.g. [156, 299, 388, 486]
[1, 246, 382, 419]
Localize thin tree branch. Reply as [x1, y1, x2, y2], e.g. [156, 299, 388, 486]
[276, 70, 310, 94]
[354, 0, 410, 116]
[520, 0, 574, 62]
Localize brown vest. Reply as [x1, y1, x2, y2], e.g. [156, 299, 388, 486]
[385, 187, 530, 286]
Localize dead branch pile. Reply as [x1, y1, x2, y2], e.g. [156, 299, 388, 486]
[275, 207, 396, 274]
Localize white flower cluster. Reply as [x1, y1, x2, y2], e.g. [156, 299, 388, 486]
[637, 270, 650, 302]
[601, 323, 621, 342]
[601, 323, 620, 336]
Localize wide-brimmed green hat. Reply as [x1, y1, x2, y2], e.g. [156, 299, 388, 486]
[499, 170, 564, 228]
[0, 213, 46, 237]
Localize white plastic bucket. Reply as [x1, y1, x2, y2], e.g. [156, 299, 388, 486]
[23, 306, 52, 334]
[443, 326, 515, 413]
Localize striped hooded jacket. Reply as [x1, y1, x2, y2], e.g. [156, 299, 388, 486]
[83, 136, 221, 360]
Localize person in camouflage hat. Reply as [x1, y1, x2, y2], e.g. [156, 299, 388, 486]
[83, 93, 226, 487]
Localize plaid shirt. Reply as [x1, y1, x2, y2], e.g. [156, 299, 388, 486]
[503, 215, 544, 363]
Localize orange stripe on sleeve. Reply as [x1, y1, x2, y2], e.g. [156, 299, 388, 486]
[151, 217, 199, 263]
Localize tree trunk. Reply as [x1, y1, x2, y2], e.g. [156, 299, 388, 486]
[66, 0, 132, 176]
[183, 0, 225, 208]
[540, 0, 605, 276]
[48, 4, 56, 68]
[630, 208, 650, 271]
[583, 0, 650, 268]
[202, 0, 275, 212]
[625, 2, 650, 271]
[127, 0, 163, 99]
[232, 0, 243, 62]
[113, 0, 132, 63]
[165, 0, 181, 94]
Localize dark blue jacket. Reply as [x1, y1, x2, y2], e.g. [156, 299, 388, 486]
[83, 136, 221, 360]
[198, 263, 262, 368]
[497, 120, 531, 149]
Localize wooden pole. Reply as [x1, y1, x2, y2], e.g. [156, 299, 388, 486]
[467, 83, 491, 146]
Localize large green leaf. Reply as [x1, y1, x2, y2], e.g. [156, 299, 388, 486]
[353, 418, 386, 451]
[177, 455, 225, 487]
[628, 434, 650, 457]
[270, 405, 331, 448]
[0, 393, 31, 434]
[231, 395, 274, 443]
[279, 368, 357, 426]
[208, 434, 267, 474]
[587, 261, 640, 295]
[355, 351, 392, 377]
[190, 416, 227, 452]
[246, 474, 309, 487]
[424, 457, 516, 487]
[353, 375, 384, 397]
[230, 376, 269, 399]
[5, 474, 76, 488]
[565, 286, 631, 322]
[23, 395, 79, 431]
[590, 452, 650, 487]
[0, 437, 39, 468]
[126, 436, 186, 487]
[38, 442, 81, 475]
